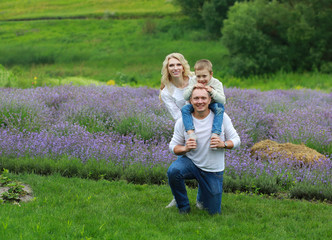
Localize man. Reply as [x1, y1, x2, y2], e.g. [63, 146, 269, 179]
[167, 87, 240, 214]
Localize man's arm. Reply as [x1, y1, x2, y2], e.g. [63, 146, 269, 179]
[210, 113, 240, 150]
[173, 139, 196, 155]
[169, 119, 197, 155]
[210, 138, 234, 149]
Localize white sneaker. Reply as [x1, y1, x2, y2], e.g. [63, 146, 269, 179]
[188, 133, 197, 140]
[165, 198, 177, 208]
[210, 133, 219, 150]
[196, 201, 204, 210]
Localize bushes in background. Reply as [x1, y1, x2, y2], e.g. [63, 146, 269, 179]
[174, 0, 332, 76]
[173, 0, 243, 37]
[222, 0, 332, 76]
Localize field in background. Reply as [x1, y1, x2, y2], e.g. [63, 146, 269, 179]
[0, 0, 179, 20]
[1, 0, 331, 91]
[0, 18, 227, 88]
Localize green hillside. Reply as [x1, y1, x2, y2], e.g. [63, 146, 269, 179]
[0, 0, 179, 20]
[0, 0, 331, 90]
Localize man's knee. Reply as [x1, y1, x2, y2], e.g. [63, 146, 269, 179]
[167, 165, 181, 180]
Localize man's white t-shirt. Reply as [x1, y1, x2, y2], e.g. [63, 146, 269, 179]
[169, 112, 240, 172]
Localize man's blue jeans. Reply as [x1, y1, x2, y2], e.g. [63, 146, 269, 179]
[167, 155, 224, 215]
[181, 102, 224, 135]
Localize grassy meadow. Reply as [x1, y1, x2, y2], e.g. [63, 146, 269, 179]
[0, 0, 179, 20]
[0, 17, 228, 88]
[0, 173, 331, 240]
[0, 0, 331, 90]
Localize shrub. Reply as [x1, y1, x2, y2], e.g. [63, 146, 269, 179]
[0, 90, 49, 131]
[222, 0, 332, 76]
[202, 0, 241, 38]
[142, 19, 157, 35]
[222, 0, 292, 76]
[0, 65, 17, 88]
[173, 0, 243, 37]
[289, 182, 332, 202]
[172, 0, 205, 20]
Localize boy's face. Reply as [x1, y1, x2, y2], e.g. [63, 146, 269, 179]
[195, 69, 213, 85]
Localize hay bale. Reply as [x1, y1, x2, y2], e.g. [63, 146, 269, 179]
[250, 139, 326, 164]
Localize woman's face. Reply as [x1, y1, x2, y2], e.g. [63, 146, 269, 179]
[168, 58, 184, 79]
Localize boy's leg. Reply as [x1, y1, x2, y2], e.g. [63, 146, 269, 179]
[167, 155, 199, 213]
[181, 104, 195, 134]
[208, 103, 224, 135]
[196, 170, 224, 215]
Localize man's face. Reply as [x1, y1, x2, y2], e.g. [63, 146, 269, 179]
[190, 88, 211, 113]
[195, 69, 212, 85]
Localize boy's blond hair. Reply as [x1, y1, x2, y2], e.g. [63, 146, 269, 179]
[194, 59, 213, 73]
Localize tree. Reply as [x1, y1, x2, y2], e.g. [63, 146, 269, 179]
[172, 0, 205, 20]
[202, 0, 239, 37]
[173, 0, 244, 37]
[221, 0, 332, 76]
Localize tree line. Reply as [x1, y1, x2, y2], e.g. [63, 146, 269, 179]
[173, 0, 332, 76]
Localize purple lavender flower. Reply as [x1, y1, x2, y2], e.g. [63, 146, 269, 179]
[0, 86, 330, 188]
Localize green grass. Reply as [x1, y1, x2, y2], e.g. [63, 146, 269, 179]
[0, 0, 179, 20]
[1, 18, 331, 91]
[218, 71, 332, 92]
[0, 18, 227, 88]
[1, 1, 331, 90]
[0, 173, 331, 239]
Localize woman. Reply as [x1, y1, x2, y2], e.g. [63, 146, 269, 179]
[159, 53, 193, 120]
[159, 53, 193, 208]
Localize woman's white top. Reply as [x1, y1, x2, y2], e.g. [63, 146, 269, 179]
[160, 82, 189, 120]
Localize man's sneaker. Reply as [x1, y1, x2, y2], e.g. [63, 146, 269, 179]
[165, 198, 177, 208]
[210, 133, 220, 150]
[196, 201, 204, 210]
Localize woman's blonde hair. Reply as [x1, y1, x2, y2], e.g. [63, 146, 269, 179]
[159, 53, 192, 101]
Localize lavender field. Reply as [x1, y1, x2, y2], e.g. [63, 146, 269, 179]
[0, 85, 331, 200]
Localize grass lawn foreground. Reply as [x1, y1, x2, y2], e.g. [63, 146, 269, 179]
[0, 173, 331, 239]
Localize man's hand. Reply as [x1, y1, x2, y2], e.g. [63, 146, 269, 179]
[210, 137, 233, 149]
[210, 136, 222, 149]
[185, 138, 197, 152]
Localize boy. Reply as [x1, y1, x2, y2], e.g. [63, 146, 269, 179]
[181, 59, 226, 150]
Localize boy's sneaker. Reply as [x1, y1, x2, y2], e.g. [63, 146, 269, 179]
[210, 133, 219, 150]
[165, 198, 177, 208]
[188, 133, 197, 140]
[188, 133, 197, 150]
